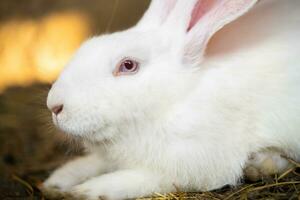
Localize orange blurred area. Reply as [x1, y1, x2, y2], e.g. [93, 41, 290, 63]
[0, 11, 90, 91]
[0, 0, 150, 92]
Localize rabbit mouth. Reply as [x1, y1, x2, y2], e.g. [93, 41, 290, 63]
[53, 118, 115, 143]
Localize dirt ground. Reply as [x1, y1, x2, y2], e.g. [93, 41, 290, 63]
[0, 84, 80, 199]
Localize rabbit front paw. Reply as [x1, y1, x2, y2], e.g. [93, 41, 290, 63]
[71, 181, 109, 200]
[41, 170, 83, 199]
[43, 172, 78, 191]
[40, 183, 73, 200]
[69, 169, 166, 200]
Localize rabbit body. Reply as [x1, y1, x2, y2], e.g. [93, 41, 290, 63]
[44, 0, 300, 199]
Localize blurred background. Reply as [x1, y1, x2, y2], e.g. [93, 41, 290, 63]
[0, 0, 149, 198]
[0, 0, 150, 91]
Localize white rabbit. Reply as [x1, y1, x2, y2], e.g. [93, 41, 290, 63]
[43, 0, 300, 199]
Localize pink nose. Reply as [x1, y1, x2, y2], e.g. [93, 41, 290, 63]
[51, 105, 63, 115]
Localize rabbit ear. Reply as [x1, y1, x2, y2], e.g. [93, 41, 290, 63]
[136, 0, 177, 30]
[174, 0, 258, 64]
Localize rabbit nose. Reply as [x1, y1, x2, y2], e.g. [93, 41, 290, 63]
[51, 104, 64, 115]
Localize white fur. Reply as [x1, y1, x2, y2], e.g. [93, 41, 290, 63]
[44, 0, 300, 199]
[244, 150, 292, 181]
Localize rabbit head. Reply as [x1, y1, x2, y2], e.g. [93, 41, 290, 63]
[47, 0, 257, 142]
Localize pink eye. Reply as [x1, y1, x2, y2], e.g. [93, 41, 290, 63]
[113, 58, 139, 76]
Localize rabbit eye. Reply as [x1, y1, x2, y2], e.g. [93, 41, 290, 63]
[113, 58, 139, 76]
